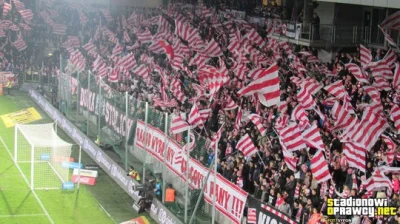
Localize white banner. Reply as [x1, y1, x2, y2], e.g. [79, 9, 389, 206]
[73, 168, 98, 178]
[135, 120, 248, 224]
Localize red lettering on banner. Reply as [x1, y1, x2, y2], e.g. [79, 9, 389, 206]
[166, 147, 175, 164]
[105, 102, 111, 123]
[189, 167, 204, 189]
[136, 128, 144, 143]
[89, 91, 95, 112]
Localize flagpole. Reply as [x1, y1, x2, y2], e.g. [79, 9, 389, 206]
[211, 122, 224, 224]
[184, 126, 191, 223]
[211, 133, 217, 224]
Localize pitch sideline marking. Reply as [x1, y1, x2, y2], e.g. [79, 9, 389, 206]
[0, 214, 47, 218]
[0, 137, 54, 224]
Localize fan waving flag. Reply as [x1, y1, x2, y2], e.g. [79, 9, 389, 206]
[13, 34, 27, 51]
[188, 104, 203, 129]
[310, 150, 332, 183]
[359, 44, 372, 68]
[378, 26, 398, 49]
[247, 114, 266, 136]
[301, 123, 325, 151]
[238, 63, 280, 107]
[236, 134, 258, 157]
[380, 11, 400, 30]
[343, 142, 366, 173]
[208, 124, 224, 150]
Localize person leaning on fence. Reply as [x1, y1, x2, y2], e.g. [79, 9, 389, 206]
[127, 166, 141, 181]
[154, 178, 162, 199]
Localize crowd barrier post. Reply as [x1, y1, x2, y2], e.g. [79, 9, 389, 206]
[76, 72, 80, 124]
[77, 144, 82, 190]
[162, 112, 169, 204]
[212, 132, 218, 224]
[97, 80, 102, 142]
[142, 102, 149, 185]
[184, 126, 191, 223]
[86, 72, 91, 136]
[125, 91, 129, 171]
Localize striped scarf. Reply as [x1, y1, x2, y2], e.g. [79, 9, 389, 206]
[329, 184, 335, 197]
[294, 184, 300, 199]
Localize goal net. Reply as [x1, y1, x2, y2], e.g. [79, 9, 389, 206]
[15, 123, 72, 190]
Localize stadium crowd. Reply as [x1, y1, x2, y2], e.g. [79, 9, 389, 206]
[1, 0, 400, 224]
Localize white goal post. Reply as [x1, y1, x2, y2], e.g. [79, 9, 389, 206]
[14, 123, 72, 190]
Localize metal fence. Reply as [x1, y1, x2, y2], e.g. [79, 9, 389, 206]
[56, 69, 227, 223]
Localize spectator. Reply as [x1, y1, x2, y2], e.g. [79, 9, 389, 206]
[312, 13, 320, 40]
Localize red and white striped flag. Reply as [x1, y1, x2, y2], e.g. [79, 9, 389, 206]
[83, 41, 96, 54]
[380, 11, 400, 30]
[120, 53, 137, 71]
[360, 44, 372, 68]
[279, 123, 307, 152]
[378, 25, 398, 48]
[234, 107, 242, 131]
[132, 64, 150, 82]
[199, 108, 211, 124]
[302, 123, 325, 151]
[393, 63, 400, 90]
[279, 138, 298, 172]
[18, 9, 33, 23]
[238, 63, 280, 107]
[12, 34, 27, 51]
[247, 208, 257, 224]
[345, 63, 370, 84]
[301, 77, 323, 95]
[247, 114, 266, 136]
[208, 124, 224, 150]
[297, 87, 316, 110]
[341, 108, 387, 150]
[362, 170, 393, 196]
[52, 24, 67, 35]
[369, 61, 393, 80]
[108, 66, 119, 83]
[136, 29, 153, 44]
[363, 86, 382, 104]
[245, 28, 265, 48]
[171, 78, 186, 103]
[236, 134, 258, 157]
[188, 104, 203, 129]
[381, 135, 396, 165]
[123, 30, 131, 43]
[324, 80, 347, 99]
[3, 3, 11, 16]
[291, 104, 310, 127]
[382, 48, 397, 68]
[13, 0, 24, 10]
[310, 149, 332, 183]
[202, 38, 223, 58]
[223, 95, 238, 110]
[112, 43, 123, 56]
[343, 142, 366, 173]
[373, 75, 391, 91]
[391, 104, 400, 133]
[101, 10, 113, 22]
[170, 115, 189, 134]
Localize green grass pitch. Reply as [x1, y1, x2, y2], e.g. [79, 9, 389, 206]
[0, 92, 147, 224]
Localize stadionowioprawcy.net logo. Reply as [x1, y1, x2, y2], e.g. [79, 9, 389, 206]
[327, 198, 397, 217]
